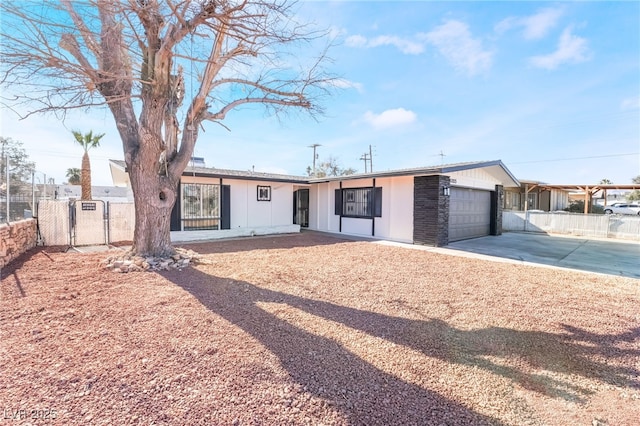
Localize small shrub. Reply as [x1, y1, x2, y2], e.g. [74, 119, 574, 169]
[564, 200, 604, 214]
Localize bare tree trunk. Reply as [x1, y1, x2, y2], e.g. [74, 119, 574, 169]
[81, 151, 92, 200]
[127, 129, 180, 257]
[129, 171, 177, 258]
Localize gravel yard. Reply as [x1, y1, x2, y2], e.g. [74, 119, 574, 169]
[1, 232, 638, 425]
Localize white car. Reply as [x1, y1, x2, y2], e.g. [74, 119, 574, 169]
[603, 203, 640, 215]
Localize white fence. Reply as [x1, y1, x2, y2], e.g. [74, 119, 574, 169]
[107, 202, 136, 243]
[37, 200, 135, 246]
[503, 211, 640, 241]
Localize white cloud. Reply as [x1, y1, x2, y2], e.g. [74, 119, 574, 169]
[345, 20, 491, 75]
[345, 34, 423, 55]
[621, 96, 640, 111]
[420, 20, 493, 75]
[495, 7, 563, 40]
[368, 35, 424, 55]
[330, 78, 364, 93]
[362, 108, 417, 130]
[530, 27, 591, 70]
[328, 26, 347, 40]
[345, 34, 367, 48]
[522, 8, 564, 40]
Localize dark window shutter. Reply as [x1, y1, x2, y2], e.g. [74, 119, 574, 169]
[221, 185, 231, 229]
[334, 189, 342, 216]
[374, 187, 382, 217]
[170, 184, 181, 231]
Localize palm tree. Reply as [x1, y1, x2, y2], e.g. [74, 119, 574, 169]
[65, 168, 81, 185]
[72, 130, 104, 200]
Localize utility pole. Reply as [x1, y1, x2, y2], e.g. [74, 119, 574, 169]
[438, 150, 446, 165]
[369, 144, 374, 173]
[308, 144, 321, 176]
[359, 153, 370, 173]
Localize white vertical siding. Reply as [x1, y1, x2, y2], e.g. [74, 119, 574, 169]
[309, 181, 341, 233]
[181, 176, 293, 229]
[340, 178, 375, 237]
[375, 176, 413, 243]
[549, 190, 569, 211]
[309, 175, 414, 243]
[448, 169, 499, 190]
[224, 179, 293, 228]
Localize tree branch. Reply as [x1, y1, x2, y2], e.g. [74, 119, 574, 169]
[60, 0, 102, 66]
[204, 96, 311, 122]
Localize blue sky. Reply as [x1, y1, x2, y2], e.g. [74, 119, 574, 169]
[1, 1, 639, 186]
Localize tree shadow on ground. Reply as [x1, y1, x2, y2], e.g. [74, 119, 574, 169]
[164, 267, 504, 425]
[1, 247, 62, 298]
[163, 263, 639, 424]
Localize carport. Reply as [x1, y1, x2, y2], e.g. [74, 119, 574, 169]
[522, 183, 640, 214]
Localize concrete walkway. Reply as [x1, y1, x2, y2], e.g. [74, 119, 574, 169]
[445, 232, 640, 279]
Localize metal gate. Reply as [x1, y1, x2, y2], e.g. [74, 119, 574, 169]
[37, 200, 135, 247]
[70, 200, 107, 246]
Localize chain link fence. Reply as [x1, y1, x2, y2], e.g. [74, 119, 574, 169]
[1, 155, 56, 223]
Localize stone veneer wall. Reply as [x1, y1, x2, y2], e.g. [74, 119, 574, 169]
[413, 175, 450, 246]
[0, 219, 38, 268]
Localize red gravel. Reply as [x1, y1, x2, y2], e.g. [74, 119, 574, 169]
[1, 232, 638, 425]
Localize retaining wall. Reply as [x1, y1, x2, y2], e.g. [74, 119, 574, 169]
[0, 219, 38, 268]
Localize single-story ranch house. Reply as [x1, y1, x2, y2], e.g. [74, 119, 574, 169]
[110, 159, 520, 246]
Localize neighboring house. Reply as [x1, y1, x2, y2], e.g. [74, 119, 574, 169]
[54, 184, 133, 202]
[503, 180, 570, 212]
[109, 159, 520, 246]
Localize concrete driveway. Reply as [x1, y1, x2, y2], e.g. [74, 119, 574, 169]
[446, 232, 640, 278]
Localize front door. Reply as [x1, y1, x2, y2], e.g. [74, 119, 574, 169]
[293, 189, 309, 227]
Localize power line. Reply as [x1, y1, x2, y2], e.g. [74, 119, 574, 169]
[507, 152, 639, 165]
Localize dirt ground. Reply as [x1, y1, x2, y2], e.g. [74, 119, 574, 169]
[1, 233, 638, 425]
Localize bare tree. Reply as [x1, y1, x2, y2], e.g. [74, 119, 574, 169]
[1, 0, 334, 256]
[306, 156, 356, 178]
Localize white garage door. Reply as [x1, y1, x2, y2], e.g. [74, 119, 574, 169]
[449, 187, 491, 242]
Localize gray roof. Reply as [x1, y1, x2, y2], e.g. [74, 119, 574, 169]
[109, 159, 309, 183]
[309, 160, 519, 185]
[109, 159, 519, 186]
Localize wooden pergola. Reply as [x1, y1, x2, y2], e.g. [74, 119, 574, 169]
[522, 183, 640, 214]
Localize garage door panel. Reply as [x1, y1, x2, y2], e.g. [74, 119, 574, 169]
[449, 188, 491, 242]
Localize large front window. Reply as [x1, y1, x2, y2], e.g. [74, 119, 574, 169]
[336, 187, 382, 218]
[181, 183, 220, 230]
[343, 188, 373, 217]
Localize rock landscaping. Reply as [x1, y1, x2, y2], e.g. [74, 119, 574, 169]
[1, 233, 638, 425]
[104, 247, 200, 272]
